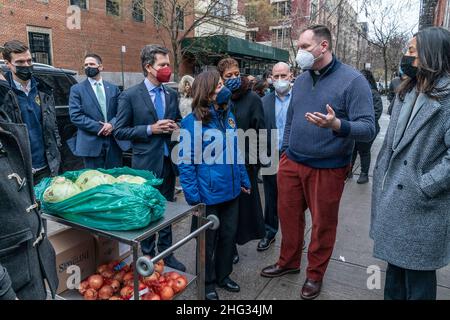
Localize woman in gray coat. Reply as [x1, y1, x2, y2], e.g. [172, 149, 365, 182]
[371, 27, 450, 300]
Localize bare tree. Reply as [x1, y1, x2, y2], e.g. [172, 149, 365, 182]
[359, 0, 416, 91]
[243, 0, 275, 31]
[385, 33, 409, 74]
[132, 0, 242, 80]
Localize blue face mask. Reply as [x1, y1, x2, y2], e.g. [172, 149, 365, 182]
[224, 77, 241, 92]
[215, 86, 232, 105]
[273, 80, 291, 95]
[398, 66, 404, 78]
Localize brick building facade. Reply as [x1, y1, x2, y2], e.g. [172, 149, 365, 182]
[0, 0, 192, 88]
[434, 0, 450, 29]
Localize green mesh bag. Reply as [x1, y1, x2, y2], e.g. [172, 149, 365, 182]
[34, 167, 166, 231]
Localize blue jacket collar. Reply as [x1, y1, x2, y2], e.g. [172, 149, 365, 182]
[209, 104, 230, 119]
[5, 71, 39, 94]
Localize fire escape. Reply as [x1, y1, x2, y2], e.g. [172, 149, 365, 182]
[419, 0, 439, 29]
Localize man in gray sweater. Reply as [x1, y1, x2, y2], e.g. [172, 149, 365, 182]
[260, 25, 375, 300]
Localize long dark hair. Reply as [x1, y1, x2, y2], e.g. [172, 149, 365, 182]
[252, 79, 268, 97]
[398, 27, 450, 100]
[360, 69, 378, 92]
[191, 70, 221, 123]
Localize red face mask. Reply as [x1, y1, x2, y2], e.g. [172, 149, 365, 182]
[154, 66, 172, 83]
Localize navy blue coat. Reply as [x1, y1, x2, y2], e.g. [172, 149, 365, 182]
[113, 81, 181, 177]
[178, 107, 250, 206]
[262, 92, 277, 157]
[68, 79, 131, 159]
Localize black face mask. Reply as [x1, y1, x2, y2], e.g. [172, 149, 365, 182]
[85, 67, 100, 78]
[400, 55, 418, 79]
[14, 65, 33, 81]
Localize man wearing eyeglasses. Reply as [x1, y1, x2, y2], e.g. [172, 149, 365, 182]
[0, 40, 61, 184]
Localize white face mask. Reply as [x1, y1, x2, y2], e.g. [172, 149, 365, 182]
[273, 79, 291, 95]
[296, 44, 323, 70]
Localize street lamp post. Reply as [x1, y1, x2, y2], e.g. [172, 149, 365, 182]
[121, 45, 126, 90]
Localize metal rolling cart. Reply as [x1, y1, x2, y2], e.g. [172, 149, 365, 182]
[42, 201, 219, 300]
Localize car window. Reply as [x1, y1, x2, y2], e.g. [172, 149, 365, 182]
[35, 73, 76, 106]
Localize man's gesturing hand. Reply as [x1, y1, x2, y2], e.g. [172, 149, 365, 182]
[305, 104, 341, 132]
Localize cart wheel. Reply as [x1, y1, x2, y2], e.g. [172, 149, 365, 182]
[136, 256, 154, 277]
[207, 214, 220, 230]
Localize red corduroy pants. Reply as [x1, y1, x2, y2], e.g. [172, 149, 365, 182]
[277, 154, 349, 281]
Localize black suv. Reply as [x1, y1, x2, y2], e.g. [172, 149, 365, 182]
[0, 61, 134, 173]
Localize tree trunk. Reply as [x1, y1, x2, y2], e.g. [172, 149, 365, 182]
[383, 46, 388, 95]
[172, 41, 180, 82]
[335, 5, 342, 58]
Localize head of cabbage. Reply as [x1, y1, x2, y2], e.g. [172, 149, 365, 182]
[116, 175, 147, 185]
[75, 170, 117, 191]
[43, 177, 81, 203]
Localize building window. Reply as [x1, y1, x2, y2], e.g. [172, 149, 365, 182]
[176, 6, 184, 30]
[132, 0, 144, 22]
[245, 4, 257, 23]
[272, 1, 291, 19]
[246, 31, 257, 42]
[213, 0, 232, 17]
[272, 27, 290, 47]
[70, 0, 88, 10]
[106, 0, 121, 16]
[153, 0, 164, 26]
[28, 32, 52, 65]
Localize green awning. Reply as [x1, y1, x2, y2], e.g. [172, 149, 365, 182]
[182, 35, 289, 62]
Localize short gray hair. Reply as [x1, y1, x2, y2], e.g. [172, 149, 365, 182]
[272, 62, 291, 73]
[140, 44, 169, 76]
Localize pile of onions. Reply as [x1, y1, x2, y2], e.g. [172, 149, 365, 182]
[88, 275, 104, 290]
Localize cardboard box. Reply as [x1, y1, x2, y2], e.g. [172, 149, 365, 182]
[49, 229, 96, 294]
[94, 236, 131, 266]
[119, 243, 132, 260]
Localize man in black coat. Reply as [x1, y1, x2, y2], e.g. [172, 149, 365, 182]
[0, 69, 9, 112]
[351, 69, 384, 184]
[0, 115, 58, 300]
[114, 44, 185, 272]
[1, 40, 61, 184]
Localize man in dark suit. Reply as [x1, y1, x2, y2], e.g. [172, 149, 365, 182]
[68, 54, 130, 169]
[258, 62, 293, 252]
[114, 45, 185, 272]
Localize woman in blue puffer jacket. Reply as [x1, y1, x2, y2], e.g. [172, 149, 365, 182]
[178, 70, 250, 300]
